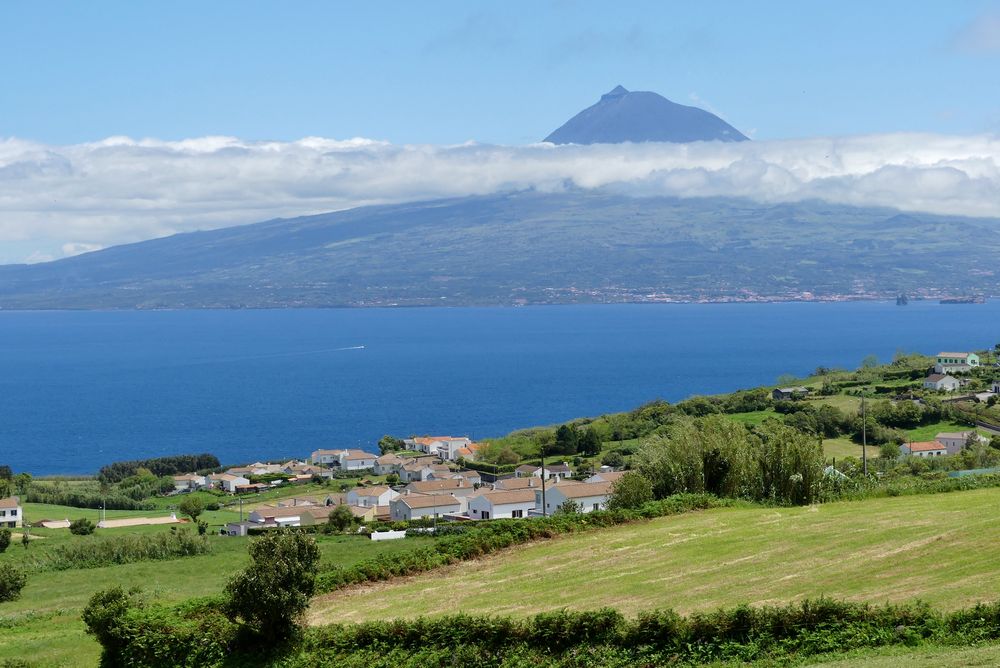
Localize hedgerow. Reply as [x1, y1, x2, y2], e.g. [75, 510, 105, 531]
[88, 598, 1000, 668]
[26, 529, 210, 572]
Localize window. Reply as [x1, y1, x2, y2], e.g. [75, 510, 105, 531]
[593, 503, 600, 511]
[482, 511, 490, 520]
[511, 509, 523, 518]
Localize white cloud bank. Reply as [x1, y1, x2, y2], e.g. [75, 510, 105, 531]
[0, 133, 999, 264]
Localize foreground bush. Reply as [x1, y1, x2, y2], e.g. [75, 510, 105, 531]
[84, 596, 1000, 668]
[226, 531, 320, 643]
[0, 563, 27, 602]
[27, 528, 210, 571]
[69, 518, 96, 535]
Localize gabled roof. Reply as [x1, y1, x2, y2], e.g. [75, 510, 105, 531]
[938, 352, 972, 358]
[344, 452, 377, 461]
[494, 477, 539, 490]
[551, 481, 614, 499]
[351, 486, 392, 497]
[395, 494, 462, 509]
[0, 496, 20, 509]
[406, 479, 471, 493]
[907, 441, 948, 452]
[251, 506, 304, 519]
[472, 489, 537, 505]
[936, 431, 973, 440]
[590, 470, 627, 483]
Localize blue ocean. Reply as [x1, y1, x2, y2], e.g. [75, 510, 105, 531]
[2, 301, 998, 475]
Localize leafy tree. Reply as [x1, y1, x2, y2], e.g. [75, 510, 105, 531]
[385, 473, 400, 485]
[601, 451, 625, 468]
[555, 499, 581, 514]
[0, 563, 27, 602]
[178, 495, 205, 522]
[606, 472, 654, 510]
[577, 428, 602, 456]
[12, 472, 31, 496]
[82, 585, 144, 662]
[553, 424, 579, 455]
[225, 531, 321, 643]
[495, 447, 520, 466]
[0, 528, 10, 553]
[0, 465, 11, 480]
[861, 354, 879, 369]
[378, 435, 405, 454]
[70, 518, 96, 535]
[880, 442, 900, 460]
[325, 504, 356, 532]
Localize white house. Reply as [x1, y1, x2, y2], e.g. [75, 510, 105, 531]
[399, 460, 437, 483]
[899, 441, 948, 458]
[935, 431, 989, 455]
[923, 374, 961, 392]
[514, 462, 572, 481]
[346, 485, 400, 508]
[172, 474, 207, 492]
[248, 506, 304, 527]
[406, 436, 473, 460]
[537, 481, 613, 514]
[389, 493, 464, 521]
[310, 448, 378, 471]
[993, 380, 1000, 394]
[340, 450, 378, 471]
[374, 454, 404, 475]
[0, 496, 22, 528]
[467, 489, 537, 520]
[935, 352, 980, 374]
[208, 473, 250, 493]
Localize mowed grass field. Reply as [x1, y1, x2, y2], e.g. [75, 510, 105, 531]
[310, 487, 1000, 625]
[0, 517, 432, 667]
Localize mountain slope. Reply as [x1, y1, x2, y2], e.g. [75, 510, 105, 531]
[0, 191, 998, 308]
[544, 85, 749, 144]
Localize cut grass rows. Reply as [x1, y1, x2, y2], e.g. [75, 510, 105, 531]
[310, 487, 1000, 625]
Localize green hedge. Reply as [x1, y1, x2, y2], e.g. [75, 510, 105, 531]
[92, 598, 1000, 667]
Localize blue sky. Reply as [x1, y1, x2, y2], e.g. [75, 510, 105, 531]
[2, 1, 999, 145]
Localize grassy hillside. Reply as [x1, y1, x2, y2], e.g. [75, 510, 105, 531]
[310, 487, 1000, 625]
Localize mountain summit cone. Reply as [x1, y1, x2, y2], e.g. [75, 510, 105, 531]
[544, 85, 749, 144]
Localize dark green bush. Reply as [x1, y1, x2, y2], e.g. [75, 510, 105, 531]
[0, 563, 27, 602]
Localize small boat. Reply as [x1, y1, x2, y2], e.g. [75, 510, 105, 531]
[896, 294, 908, 306]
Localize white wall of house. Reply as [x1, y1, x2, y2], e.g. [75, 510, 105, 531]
[343, 457, 377, 471]
[389, 498, 463, 521]
[467, 497, 536, 520]
[540, 487, 609, 514]
[0, 504, 22, 528]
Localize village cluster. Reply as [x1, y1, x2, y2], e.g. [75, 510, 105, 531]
[167, 435, 622, 536]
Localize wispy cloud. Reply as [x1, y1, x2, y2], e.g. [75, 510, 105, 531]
[953, 10, 1000, 54]
[0, 132, 999, 264]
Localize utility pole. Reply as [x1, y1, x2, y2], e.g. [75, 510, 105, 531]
[862, 392, 869, 476]
[540, 445, 547, 517]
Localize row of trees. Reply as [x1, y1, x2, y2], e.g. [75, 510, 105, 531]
[98, 454, 220, 484]
[627, 416, 825, 505]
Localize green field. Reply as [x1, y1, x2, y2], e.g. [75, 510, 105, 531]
[0, 509, 431, 667]
[904, 421, 981, 442]
[310, 487, 1000, 625]
[781, 643, 1000, 667]
[822, 437, 882, 460]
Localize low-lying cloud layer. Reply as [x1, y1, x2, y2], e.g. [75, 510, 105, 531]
[1, 133, 998, 264]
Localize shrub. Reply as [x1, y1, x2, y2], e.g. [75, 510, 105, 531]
[69, 518, 96, 535]
[606, 472, 654, 510]
[225, 531, 320, 643]
[0, 528, 10, 553]
[324, 504, 356, 533]
[178, 496, 205, 522]
[0, 563, 27, 602]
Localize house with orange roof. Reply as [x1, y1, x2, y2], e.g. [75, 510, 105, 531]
[899, 441, 948, 458]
